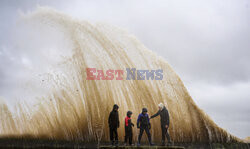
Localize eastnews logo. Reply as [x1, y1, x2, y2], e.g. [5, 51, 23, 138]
[86, 68, 163, 80]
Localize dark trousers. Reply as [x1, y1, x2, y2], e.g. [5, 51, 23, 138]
[161, 125, 171, 142]
[125, 127, 133, 145]
[109, 127, 118, 142]
[138, 126, 151, 143]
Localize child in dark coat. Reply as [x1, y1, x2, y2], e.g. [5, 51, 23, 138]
[108, 104, 120, 145]
[124, 111, 134, 145]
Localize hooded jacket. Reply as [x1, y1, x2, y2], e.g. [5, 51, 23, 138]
[151, 106, 170, 126]
[108, 104, 120, 128]
[137, 113, 150, 128]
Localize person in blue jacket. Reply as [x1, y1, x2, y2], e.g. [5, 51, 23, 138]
[137, 108, 154, 146]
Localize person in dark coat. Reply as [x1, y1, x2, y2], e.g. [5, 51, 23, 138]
[137, 108, 154, 146]
[124, 111, 134, 145]
[108, 104, 120, 145]
[150, 103, 172, 146]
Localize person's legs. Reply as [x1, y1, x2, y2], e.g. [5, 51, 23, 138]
[110, 127, 114, 145]
[161, 125, 166, 145]
[165, 127, 171, 144]
[125, 127, 130, 144]
[114, 127, 118, 145]
[125, 131, 128, 144]
[145, 127, 153, 145]
[128, 130, 133, 145]
[138, 127, 144, 145]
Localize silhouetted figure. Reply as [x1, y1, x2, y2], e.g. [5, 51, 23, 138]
[150, 103, 172, 146]
[108, 104, 120, 146]
[124, 111, 134, 145]
[137, 108, 154, 146]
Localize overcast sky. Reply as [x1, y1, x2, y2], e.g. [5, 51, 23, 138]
[0, 0, 249, 139]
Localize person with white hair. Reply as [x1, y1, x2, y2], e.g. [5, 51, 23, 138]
[150, 103, 172, 146]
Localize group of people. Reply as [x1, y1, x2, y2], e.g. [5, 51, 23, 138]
[108, 103, 172, 146]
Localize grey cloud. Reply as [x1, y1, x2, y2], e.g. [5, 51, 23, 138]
[188, 81, 250, 138]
